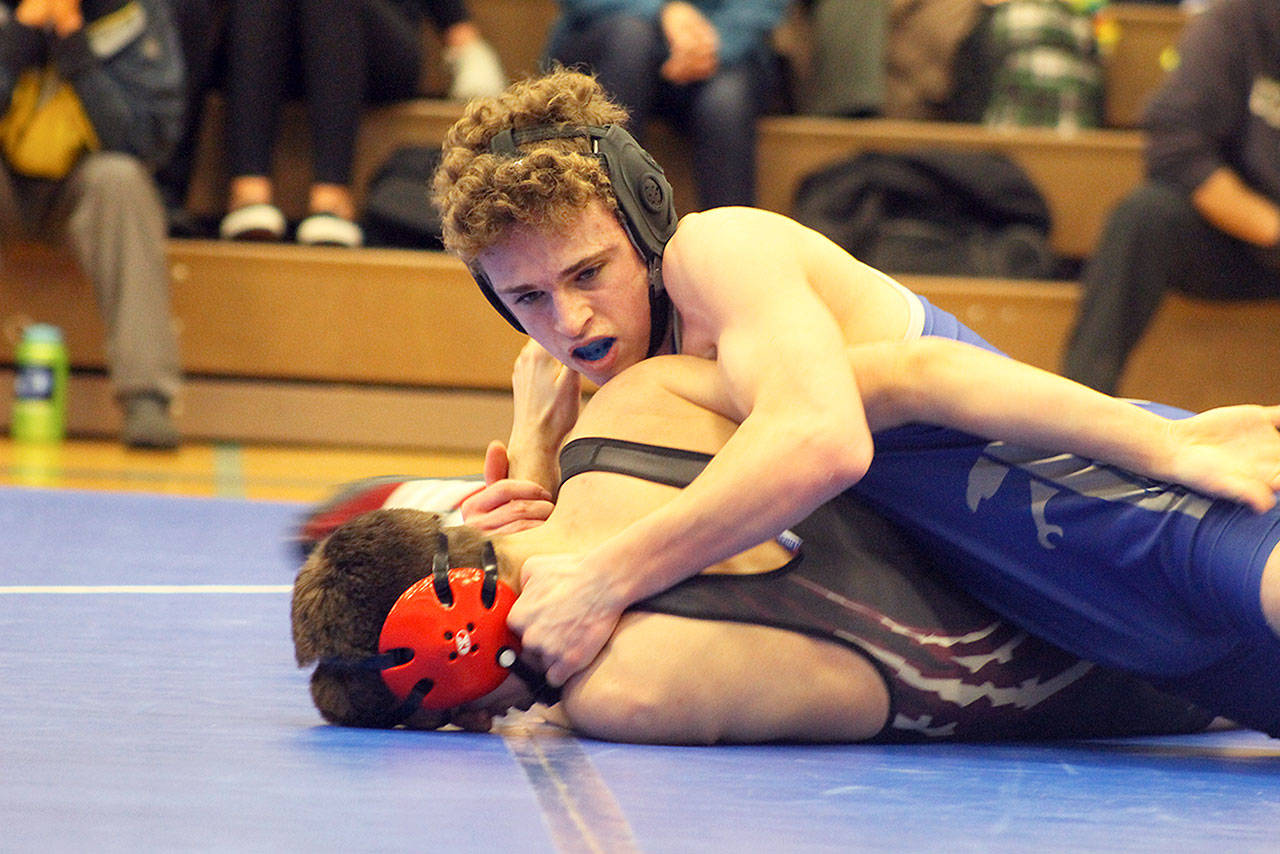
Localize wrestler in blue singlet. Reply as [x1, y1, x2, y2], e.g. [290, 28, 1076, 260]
[560, 438, 1214, 742]
[853, 291, 1280, 735]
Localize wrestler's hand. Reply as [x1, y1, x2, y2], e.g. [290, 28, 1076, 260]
[507, 340, 581, 490]
[458, 440, 554, 535]
[508, 553, 625, 687]
[1162, 404, 1280, 512]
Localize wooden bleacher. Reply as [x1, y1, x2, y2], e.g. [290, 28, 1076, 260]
[3, 1, 1276, 451]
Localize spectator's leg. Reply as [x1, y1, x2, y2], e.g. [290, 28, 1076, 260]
[680, 54, 776, 208]
[803, 0, 888, 116]
[224, 0, 292, 188]
[546, 14, 666, 138]
[296, 0, 421, 190]
[156, 0, 225, 226]
[0, 159, 29, 240]
[362, 0, 426, 105]
[1063, 182, 1202, 394]
[61, 153, 182, 447]
[1065, 181, 1280, 393]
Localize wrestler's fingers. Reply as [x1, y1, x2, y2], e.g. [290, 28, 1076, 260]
[488, 517, 552, 537]
[1224, 476, 1277, 514]
[483, 440, 510, 485]
[506, 593, 532, 636]
[545, 646, 595, 688]
[1252, 484, 1278, 513]
[544, 657, 578, 689]
[460, 480, 553, 515]
[465, 499, 555, 534]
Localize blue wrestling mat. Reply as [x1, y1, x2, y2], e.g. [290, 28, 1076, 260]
[2, 486, 1277, 852]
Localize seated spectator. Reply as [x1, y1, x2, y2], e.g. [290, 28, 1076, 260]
[545, 0, 788, 209]
[798, 0, 1102, 130]
[218, 0, 505, 247]
[0, 0, 184, 448]
[797, 0, 983, 121]
[1063, 0, 1280, 394]
[792, 0, 889, 118]
[947, 0, 1105, 132]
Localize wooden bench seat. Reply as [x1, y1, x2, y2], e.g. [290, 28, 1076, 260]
[3, 243, 1275, 449]
[0, 242, 523, 450]
[183, 98, 703, 225]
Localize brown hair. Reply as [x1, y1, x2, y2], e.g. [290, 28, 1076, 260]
[291, 509, 488, 727]
[431, 67, 630, 261]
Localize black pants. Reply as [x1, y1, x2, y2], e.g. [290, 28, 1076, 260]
[547, 13, 779, 209]
[224, 0, 423, 186]
[1063, 181, 1280, 394]
[156, 0, 225, 209]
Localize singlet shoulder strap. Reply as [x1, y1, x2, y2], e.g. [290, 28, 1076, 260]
[559, 437, 711, 489]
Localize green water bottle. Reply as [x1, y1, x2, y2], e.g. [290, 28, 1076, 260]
[11, 323, 69, 443]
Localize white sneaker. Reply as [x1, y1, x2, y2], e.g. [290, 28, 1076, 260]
[219, 203, 286, 241]
[445, 39, 507, 100]
[296, 212, 364, 247]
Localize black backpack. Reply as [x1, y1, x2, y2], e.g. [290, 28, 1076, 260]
[360, 145, 446, 249]
[793, 149, 1057, 279]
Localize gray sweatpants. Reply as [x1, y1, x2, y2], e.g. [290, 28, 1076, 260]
[0, 151, 181, 403]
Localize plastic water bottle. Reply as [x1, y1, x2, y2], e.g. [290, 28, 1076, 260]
[11, 323, 69, 443]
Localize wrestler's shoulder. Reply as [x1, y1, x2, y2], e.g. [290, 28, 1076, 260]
[672, 206, 797, 239]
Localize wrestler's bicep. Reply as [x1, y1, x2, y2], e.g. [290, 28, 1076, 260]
[560, 612, 888, 744]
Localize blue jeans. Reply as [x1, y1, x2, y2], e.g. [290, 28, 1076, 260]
[548, 13, 779, 209]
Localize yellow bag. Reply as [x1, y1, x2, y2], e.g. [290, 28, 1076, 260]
[0, 68, 100, 179]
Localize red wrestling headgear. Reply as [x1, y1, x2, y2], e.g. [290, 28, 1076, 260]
[377, 537, 521, 711]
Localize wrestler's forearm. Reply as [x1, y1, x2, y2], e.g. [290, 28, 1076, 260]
[505, 341, 583, 494]
[855, 338, 1177, 473]
[583, 388, 874, 608]
[504, 436, 562, 494]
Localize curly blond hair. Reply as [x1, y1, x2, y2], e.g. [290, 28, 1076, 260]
[431, 68, 630, 261]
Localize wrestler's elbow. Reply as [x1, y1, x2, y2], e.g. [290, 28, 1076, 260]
[879, 337, 974, 425]
[800, 414, 873, 490]
[830, 435, 873, 491]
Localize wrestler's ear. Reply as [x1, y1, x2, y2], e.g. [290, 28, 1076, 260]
[483, 440, 510, 485]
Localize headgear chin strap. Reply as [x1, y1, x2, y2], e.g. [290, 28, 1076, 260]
[359, 536, 558, 724]
[475, 123, 678, 358]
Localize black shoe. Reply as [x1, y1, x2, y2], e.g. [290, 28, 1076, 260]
[122, 394, 180, 450]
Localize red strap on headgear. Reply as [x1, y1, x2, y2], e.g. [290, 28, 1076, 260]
[378, 539, 521, 711]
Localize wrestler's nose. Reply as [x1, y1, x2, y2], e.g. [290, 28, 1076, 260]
[551, 290, 591, 338]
